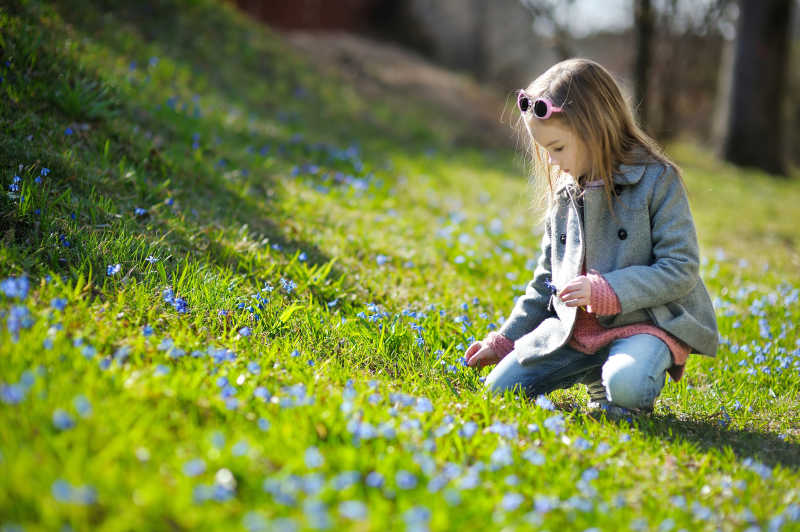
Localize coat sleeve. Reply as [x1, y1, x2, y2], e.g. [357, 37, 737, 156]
[496, 216, 556, 342]
[601, 164, 700, 315]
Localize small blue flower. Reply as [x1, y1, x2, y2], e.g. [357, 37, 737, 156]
[253, 386, 270, 401]
[338, 500, 367, 520]
[172, 297, 189, 314]
[1, 275, 29, 300]
[298, 252, 307, 262]
[50, 298, 67, 311]
[238, 326, 251, 337]
[41, 168, 50, 176]
[65, 127, 73, 135]
[134, 207, 147, 216]
[183, 458, 206, 477]
[142, 324, 154, 336]
[165, 197, 174, 206]
[304, 446, 324, 468]
[73, 395, 92, 417]
[280, 278, 297, 294]
[501, 493, 525, 512]
[52, 479, 72, 502]
[247, 361, 261, 375]
[107, 264, 121, 276]
[1, 383, 26, 404]
[543, 414, 565, 434]
[396, 470, 417, 490]
[459, 421, 478, 439]
[52, 409, 76, 430]
[6, 305, 34, 339]
[365, 471, 384, 488]
[544, 277, 558, 294]
[257, 418, 270, 431]
[535, 395, 555, 410]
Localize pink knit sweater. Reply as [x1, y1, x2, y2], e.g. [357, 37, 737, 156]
[487, 181, 692, 382]
[489, 268, 690, 381]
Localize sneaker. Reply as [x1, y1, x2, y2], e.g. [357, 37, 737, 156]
[586, 399, 651, 419]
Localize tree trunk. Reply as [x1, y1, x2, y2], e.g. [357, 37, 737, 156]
[723, 0, 793, 176]
[633, 0, 654, 130]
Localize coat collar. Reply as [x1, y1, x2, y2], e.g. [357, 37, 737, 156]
[555, 160, 647, 198]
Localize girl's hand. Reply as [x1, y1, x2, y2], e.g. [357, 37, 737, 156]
[558, 270, 597, 308]
[465, 341, 502, 368]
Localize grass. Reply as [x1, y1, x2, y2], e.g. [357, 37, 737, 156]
[1, 0, 799, 530]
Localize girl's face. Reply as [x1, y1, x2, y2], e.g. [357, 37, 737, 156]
[528, 120, 591, 180]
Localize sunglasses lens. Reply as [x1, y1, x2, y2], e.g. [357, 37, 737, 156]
[533, 99, 548, 118]
[518, 95, 530, 112]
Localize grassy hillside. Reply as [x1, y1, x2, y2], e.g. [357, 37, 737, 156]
[1, 1, 799, 530]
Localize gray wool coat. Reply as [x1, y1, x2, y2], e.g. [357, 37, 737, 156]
[497, 157, 719, 366]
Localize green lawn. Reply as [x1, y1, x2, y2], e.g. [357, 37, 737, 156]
[1, 1, 799, 531]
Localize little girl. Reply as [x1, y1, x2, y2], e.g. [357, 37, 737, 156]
[465, 58, 718, 415]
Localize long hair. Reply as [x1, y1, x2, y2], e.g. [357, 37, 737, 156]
[512, 58, 686, 225]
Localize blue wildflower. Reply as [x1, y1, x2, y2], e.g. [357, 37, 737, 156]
[52, 409, 76, 430]
[535, 395, 555, 410]
[65, 127, 73, 135]
[459, 421, 479, 439]
[338, 500, 367, 520]
[415, 397, 433, 414]
[1, 383, 26, 404]
[183, 458, 206, 477]
[280, 278, 297, 294]
[396, 471, 418, 490]
[304, 446, 324, 468]
[134, 207, 147, 216]
[50, 298, 67, 311]
[238, 326, 251, 337]
[6, 305, 34, 340]
[1, 276, 29, 300]
[73, 395, 92, 417]
[365, 471, 384, 488]
[107, 264, 121, 276]
[543, 414, 566, 434]
[41, 168, 50, 176]
[522, 448, 545, 465]
[501, 493, 525, 512]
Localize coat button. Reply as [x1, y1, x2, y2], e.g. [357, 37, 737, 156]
[560, 233, 567, 244]
[618, 228, 628, 240]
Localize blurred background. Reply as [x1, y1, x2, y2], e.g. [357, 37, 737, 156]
[229, 0, 799, 177]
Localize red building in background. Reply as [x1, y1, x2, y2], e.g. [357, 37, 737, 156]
[228, 0, 384, 31]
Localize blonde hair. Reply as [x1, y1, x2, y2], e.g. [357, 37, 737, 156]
[512, 58, 685, 225]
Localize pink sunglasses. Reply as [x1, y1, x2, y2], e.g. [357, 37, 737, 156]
[517, 91, 563, 119]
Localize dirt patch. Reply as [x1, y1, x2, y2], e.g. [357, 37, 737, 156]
[284, 31, 518, 149]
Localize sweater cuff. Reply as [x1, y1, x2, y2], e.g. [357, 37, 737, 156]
[486, 332, 514, 359]
[586, 273, 622, 316]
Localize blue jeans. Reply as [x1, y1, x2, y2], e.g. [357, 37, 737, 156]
[484, 334, 673, 411]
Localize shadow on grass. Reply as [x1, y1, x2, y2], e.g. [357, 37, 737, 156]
[2, 0, 520, 302]
[589, 411, 800, 472]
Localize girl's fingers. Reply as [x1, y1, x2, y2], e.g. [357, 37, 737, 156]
[465, 342, 482, 359]
[467, 347, 491, 368]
